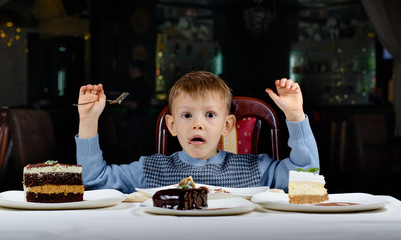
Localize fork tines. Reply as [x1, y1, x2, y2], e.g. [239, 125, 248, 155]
[108, 92, 130, 104]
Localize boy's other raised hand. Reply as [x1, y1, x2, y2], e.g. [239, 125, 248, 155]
[78, 84, 106, 121]
[265, 78, 305, 122]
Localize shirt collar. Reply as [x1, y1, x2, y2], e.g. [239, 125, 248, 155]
[178, 150, 226, 166]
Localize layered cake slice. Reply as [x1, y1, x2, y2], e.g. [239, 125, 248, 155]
[288, 168, 328, 204]
[152, 176, 208, 210]
[23, 161, 84, 203]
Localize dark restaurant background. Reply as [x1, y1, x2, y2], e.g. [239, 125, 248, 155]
[0, 0, 400, 200]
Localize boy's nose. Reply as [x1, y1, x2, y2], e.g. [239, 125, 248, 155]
[192, 118, 203, 130]
[193, 125, 203, 130]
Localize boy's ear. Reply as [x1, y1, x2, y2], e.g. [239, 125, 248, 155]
[222, 114, 236, 137]
[165, 114, 177, 137]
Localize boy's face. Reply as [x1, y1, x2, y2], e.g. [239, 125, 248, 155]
[165, 92, 235, 160]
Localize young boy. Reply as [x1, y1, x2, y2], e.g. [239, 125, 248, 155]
[76, 71, 318, 193]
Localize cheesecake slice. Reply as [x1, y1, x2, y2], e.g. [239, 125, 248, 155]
[288, 169, 328, 204]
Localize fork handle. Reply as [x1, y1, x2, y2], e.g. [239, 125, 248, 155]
[72, 100, 98, 106]
[73, 99, 118, 106]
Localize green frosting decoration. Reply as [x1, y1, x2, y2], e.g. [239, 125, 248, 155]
[176, 181, 193, 190]
[296, 167, 319, 173]
[45, 160, 58, 164]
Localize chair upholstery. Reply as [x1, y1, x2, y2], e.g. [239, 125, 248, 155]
[217, 117, 257, 154]
[0, 107, 11, 183]
[155, 96, 281, 159]
[9, 109, 58, 181]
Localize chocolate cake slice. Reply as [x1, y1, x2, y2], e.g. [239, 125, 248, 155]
[152, 176, 208, 210]
[153, 187, 208, 210]
[23, 161, 84, 203]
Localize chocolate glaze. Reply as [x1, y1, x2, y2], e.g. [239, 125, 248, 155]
[153, 187, 208, 210]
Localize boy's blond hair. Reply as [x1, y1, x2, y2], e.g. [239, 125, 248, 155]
[168, 71, 232, 113]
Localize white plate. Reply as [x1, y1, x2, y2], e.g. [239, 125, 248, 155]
[0, 189, 126, 210]
[136, 184, 269, 200]
[141, 197, 256, 216]
[251, 192, 389, 212]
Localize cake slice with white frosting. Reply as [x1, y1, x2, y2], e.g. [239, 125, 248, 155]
[23, 161, 84, 203]
[288, 168, 328, 204]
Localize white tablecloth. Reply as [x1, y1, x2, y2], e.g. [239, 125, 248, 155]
[1, 195, 401, 240]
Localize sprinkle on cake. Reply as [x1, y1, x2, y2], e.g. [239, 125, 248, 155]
[288, 168, 328, 204]
[23, 161, 84, 203]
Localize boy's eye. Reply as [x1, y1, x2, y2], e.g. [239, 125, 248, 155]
[206, 112, 215, 118]
[182, 113, 191, 118]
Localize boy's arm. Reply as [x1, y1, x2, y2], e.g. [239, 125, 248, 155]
[261, 78, 318, 190]
[258, 117, 319, 190]
[75, 134, 147, 193]
[76, 84, 147, 193]
[78, 84, 106, 138]
[265, 78, 305, 122]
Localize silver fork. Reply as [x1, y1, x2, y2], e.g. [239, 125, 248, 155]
[72, 92, 130, 106]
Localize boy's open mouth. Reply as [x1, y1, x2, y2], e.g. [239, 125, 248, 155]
[189, 136, 206, 144]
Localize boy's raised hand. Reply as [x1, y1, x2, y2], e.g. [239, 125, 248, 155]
[78, 84, 106, 138]
[78, 84, 106, 120]
[265, 78, 305, 122]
